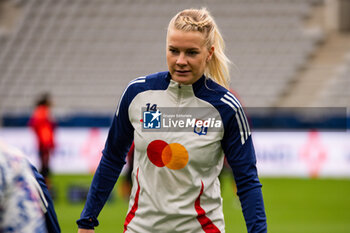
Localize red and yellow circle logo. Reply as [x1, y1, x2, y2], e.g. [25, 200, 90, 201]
[147, 140, 189, 170]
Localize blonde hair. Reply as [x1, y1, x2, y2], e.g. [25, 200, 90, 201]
[167, 8, 231, 88]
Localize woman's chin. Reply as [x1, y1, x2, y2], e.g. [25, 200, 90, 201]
[171, 74, 197, 85]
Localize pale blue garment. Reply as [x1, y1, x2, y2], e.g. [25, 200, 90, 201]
[0, 141, 47, 233]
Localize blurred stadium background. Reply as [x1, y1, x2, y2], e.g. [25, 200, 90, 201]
[0, 0, 350, 232]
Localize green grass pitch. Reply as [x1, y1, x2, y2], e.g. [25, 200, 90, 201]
[52, 172, 350, 233]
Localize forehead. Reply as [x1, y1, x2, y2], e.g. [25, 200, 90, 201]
[167, 28, 206, 49]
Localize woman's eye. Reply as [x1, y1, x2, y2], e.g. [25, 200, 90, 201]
[187, 51, 199, 56]
[169, 48, 179, 54]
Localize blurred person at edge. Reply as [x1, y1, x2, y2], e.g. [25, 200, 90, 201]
[29, 93, 56, 186]
[0, 141, 61, 232]
[77, 8, 267, 233]
[0, 141, 47, 233]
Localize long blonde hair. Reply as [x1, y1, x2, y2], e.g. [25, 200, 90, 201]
[167, 8, 231, 88]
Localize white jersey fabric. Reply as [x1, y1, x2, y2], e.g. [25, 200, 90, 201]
[125, 79, 226, 232]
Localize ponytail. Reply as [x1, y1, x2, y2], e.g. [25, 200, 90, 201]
[168, 8, 231, 88]
[206, 27, 231, 88]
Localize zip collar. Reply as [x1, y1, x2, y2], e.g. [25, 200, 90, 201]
[166, 72, 206, 98]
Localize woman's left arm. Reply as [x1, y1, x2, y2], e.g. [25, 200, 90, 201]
[221, 110, 267, 233]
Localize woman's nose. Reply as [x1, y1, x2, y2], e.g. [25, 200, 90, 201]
[176, 53, 187, 66]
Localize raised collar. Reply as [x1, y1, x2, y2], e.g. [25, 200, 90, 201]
[166, 72, 206, 95]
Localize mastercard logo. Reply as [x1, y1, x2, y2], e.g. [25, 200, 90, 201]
[147, 140, 189, 170]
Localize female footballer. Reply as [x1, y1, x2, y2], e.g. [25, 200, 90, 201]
[77, 8, 267, 233]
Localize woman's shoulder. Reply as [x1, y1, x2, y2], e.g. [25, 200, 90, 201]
[145, 71, 169, 80]
[125, 71, 169, 91]
[203, 78, 245, 116]
[202, 78, 241, 105]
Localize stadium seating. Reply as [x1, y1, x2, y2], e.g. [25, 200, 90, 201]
[0, 0, 326, 118]
[315, 52, 350, 107]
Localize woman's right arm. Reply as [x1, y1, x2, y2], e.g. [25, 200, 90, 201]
[76, 82, 136, 230]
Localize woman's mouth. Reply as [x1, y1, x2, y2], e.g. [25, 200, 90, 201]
[175, 70, 190, 75]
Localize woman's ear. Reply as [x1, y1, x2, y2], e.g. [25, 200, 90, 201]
[207, 45, 214, 62]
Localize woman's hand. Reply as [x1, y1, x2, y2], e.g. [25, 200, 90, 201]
[78, 229, 95, 233]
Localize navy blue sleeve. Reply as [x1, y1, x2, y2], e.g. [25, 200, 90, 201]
[31, 165, 61, 233]
[221, 108, 267, 233]
[77, 84, 135, 229]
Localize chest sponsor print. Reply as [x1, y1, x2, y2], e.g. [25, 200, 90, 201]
[146, 140, 189, 170]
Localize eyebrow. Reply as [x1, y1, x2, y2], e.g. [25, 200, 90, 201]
[168, 45, 200, 51]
